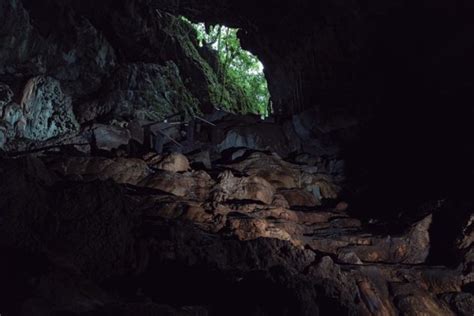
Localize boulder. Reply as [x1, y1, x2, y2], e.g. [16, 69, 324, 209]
[227, 151, 340, 202]
[315, 215, 433, 264]
[93, 124, 131, 151]
[227, 151, 300, 189]
[279, 189, 320, 208]
[213, 170, 276, 205]
[139, 170, 214, 201]
[155, 152, 190, 173]
[216, 121, 300, 157]
[20, 76, 79, 141]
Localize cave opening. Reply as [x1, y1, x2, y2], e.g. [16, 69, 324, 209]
[182, 17, 271, 118]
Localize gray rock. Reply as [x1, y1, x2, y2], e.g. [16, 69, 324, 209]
[0, 0, 115, 98]
[188, 149, 212, 169]
[0, 124, 7, 149]
[21, 76, 79, 141]
[93, 124, 131, 152]
[2, 103, 24, 137]
[217, 121, 300, 158]
[441, 292, 474, 316]
[97, 62, 199, 121]
[52, 18, 117, 97]
[0, 83, 13, 109]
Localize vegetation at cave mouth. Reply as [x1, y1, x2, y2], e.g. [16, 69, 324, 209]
[182, 17, 271, 117]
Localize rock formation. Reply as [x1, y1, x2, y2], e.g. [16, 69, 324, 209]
[0, 0, 473, 315]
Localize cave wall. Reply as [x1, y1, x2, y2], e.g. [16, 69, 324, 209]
[0, 0, 251, 150]
[168, 0, 474, 216]
[171, 0, 474, 117]
[1, 0, 474, 213]
[2, 0, 474, 118]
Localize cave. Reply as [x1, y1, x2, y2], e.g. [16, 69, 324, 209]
[0, 0, 473, 315]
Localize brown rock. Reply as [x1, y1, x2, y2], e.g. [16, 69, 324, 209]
[390, 282, 455, 316]
[336, 215, 433, 264]
[48, 157, 150, 185]
[279, 189, 319, 208]
[227, 152, 299, 189]
[139, 170, 214, 200]
[213, 170, 276, 205]
[156, 152, 190, 173]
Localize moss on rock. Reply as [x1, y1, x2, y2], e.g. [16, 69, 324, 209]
[100, 61, 200, 121]
[160, 13, 241, 113]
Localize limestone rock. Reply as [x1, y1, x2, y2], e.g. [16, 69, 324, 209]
[97, 62, 199, 121]
[391, 282, 455, 316]
[227, 151, 300, 189]
[279, 189, 320, 208]
[227, 151, 340, 202]
[155, 152, 190, 173]
[20, 76, 79, 141]
[213, 170, 276, 205]
[139, 170, 214, 200]
[48, 157, 150, 185]
[216, 121, 300, 157]
[326, 215, 433, 264]
[0, 83, 13, 109]
[93, 124, 131, 152]
[441, 292, 474, 316]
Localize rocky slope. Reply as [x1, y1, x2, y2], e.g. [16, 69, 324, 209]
[0, 149, 473, 315]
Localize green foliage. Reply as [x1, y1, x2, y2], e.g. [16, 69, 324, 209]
[182, 18, 271, 117]
[162, 14, 239, 113]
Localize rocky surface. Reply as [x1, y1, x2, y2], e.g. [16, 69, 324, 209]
[0, 149, 472, 315]
[1, 0, 473, 315]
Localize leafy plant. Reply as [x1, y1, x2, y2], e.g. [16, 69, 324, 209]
[182, 18, 271, 117]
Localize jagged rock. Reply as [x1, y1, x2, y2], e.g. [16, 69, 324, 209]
[187, 149, 212, 169]
[216, 120, 300, 157]
[155, 152, 190, 173]
[337, 251, 363, 265]
[139, 170, 214, 200]
[300, 172, 339, 200]
[441, 292, 474, 316]
[48, 156, 150, 185]
[93, 62, 199, 121]
[0, 82, 13, 108]
[309, 215, 432, 264]
[226, 216, 296, 246]
[213, 170, 276, 205]
[0, 122, 7, 148]
[455, 214, 474, 287]
[51, 17, 117, 97]
[0, 0, 46, 77]
[390, 282, 455, 316]
[93, 124, 131, 151]
[227, 151, 300, 189]
[0, 156, 469, 315]
[227, 151, 340, 202]
[20, 76, 79, 141]
[0, 0, 116, 97]
[279, 189, 320, 208]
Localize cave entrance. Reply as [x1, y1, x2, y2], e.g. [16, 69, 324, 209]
[183, 18, 271, 118]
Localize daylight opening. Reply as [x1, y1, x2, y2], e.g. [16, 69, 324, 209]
[182, 18, 271, 117]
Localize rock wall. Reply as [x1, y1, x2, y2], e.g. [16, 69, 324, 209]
[0, 0, 253, 150]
